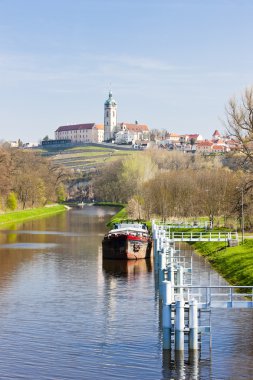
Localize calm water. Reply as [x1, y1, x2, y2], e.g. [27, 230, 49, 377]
[0, 206, 251, 379]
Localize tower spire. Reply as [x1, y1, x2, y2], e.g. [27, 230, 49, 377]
[104, 91, 117, 142]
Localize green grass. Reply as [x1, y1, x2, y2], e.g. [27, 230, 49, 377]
[68, 146, 114, 151]
[94, 202, 125, 207]
[0, 205, 67, 227]
[193, 240, 253, 286]
[51, 147, 136, 173]
[106, 207, 128, 228]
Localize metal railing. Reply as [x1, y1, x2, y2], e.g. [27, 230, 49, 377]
[169, 231, 238, 242]
[173, 285, 253, 308]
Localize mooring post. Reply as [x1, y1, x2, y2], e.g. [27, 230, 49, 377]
[176, 265, 184, 298]
[159, 252, 167, 297]
[167, 265, 175, 303]
[167, 246, 174, 266]
[155, 229, 163, 272]
[175, 298, 185, 351]
[152, 220, 156, 238]
[189, 299, 198, 350]
[162, 280, 172, 350]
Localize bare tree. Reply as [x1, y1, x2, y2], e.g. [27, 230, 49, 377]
[225, 86, 253, 170]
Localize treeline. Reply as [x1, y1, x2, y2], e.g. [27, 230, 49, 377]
[92, 149, 250, 226]
[0, 145, 68, 210]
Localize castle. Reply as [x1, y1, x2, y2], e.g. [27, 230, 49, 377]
[55, 92, 149, 145]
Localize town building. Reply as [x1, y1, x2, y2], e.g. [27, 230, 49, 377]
[114, 122, 149, 144]
[195, 140, 213, 153]
[103, 91, 150, 144]
[55, 123, 104, 143]
[212, 129, 221, 141]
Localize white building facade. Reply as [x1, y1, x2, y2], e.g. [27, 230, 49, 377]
[55, 123, 104, 143]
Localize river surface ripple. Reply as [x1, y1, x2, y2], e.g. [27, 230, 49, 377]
[0, 206, 251, 379]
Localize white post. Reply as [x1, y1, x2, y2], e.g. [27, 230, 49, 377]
[159, 252, 167, 297]
[167, 266, 175, 302]
[189, 299, 198, 350]
[176, 265, 184, 298]
[162, 281, 172, 350]
[175, 299, 185, 351]
[154, 230, 162, 272]
[152, 220, 156, 237]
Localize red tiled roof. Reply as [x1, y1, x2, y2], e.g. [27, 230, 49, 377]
[169, 132, 180, 137]
[95, 124, 104, 130]
[197, 140, 213, 146]
[55, 123, 96, 132]
[212, 145, 224, 150]
[120, 123, 149, 132]
[188, 134, 200, 139]
[212, 129, 221, 136]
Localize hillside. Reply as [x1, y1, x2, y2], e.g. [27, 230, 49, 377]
[35, 144, 138, 174]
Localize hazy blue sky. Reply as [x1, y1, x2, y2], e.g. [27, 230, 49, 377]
[1, 0, 253, 142]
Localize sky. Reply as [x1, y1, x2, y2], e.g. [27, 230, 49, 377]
[1, 0, 253, 142]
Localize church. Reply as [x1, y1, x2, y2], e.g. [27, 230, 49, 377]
[54, 92, 149, 145]
[104, 91, 150, 144]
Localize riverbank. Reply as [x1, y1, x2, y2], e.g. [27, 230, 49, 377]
[193, 240, 253, 286]
[106, 208, 253, 286]
[0, 204, 67, 227]
[106, 207, 128, 227]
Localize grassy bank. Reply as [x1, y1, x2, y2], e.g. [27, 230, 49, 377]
[193, 240, 253, 286]
[106, 207, 152, 230]
[94, 202, 125, 207]
[0, 205, 67, 227]
[105, 209, 253, 286]
[106, 207, 128, 228]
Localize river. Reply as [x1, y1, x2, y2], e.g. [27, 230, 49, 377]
[0, 206, 252, 379]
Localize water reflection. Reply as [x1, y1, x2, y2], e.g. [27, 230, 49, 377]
[103, 258, 153, 278]
[162, 347, 206, 380]
[0, 209, 252, 379]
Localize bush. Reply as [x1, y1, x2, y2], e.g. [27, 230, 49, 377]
[6, 192, 18, 211]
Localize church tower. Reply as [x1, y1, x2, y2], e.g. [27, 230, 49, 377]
[104, 91, 117, 141]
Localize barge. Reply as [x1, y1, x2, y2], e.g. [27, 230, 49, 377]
[102, 222, 152, 260]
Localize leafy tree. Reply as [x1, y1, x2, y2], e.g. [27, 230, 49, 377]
[56, 183, 67, 203]
[6, 192, 17, 210]
[43, 135, 49, 141]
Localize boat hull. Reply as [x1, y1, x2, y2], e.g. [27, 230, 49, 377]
[102, 234, 152, 260]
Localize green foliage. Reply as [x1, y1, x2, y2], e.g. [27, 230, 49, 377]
[6, 192, 17, 211]
[56, 183, 67, 203]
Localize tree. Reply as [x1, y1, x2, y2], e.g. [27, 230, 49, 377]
[43, 135, 50, 141]
[56, 183, 67, 203]
[189, 138, 196, 150]
[6, 192, 17, 210]
[225, 86, 253, 170]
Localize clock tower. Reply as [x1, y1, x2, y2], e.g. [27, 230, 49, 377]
[104, 91, 117, 141]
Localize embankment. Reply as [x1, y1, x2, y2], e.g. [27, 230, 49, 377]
[0, 204, 67, 227]
[193, 240, 253, 286]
